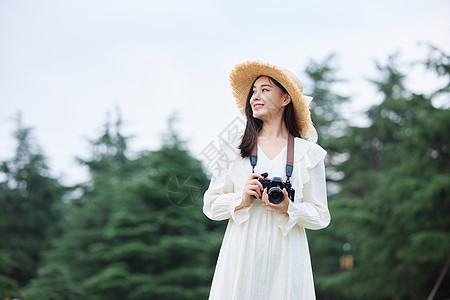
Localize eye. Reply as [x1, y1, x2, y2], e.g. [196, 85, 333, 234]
[262, 88, 269, 92]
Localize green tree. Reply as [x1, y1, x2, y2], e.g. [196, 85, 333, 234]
[302, 55, 352, 299]
[24, 115, 218, 300]
[0, 117, 65, 297]
[325, 48, 450, 299]
[304, 54, 349, 146]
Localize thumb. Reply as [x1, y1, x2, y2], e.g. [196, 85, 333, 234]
[282, 188, 289, 201]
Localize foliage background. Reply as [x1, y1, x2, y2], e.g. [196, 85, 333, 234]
[0, 45, 449, 299]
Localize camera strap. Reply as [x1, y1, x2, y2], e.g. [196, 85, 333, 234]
[250, 132, 295, 182]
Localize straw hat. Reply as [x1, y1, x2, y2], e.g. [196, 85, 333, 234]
[230, 61, 318, 142]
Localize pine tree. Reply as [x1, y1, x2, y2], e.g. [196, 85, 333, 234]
[23, 114, 218, 300]
[304, 54, 349, 146]
[300, 55, 352, 299]
[0, 116, 65, 298]
[325, 48, 450, 299]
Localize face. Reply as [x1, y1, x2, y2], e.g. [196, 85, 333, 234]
[250, 76, 291, 121]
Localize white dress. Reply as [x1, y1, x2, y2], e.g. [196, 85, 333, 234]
[203, 137, 330, 300]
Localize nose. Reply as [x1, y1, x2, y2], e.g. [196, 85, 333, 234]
[250, 95, 258, 107]
[252, 90, 261, 101]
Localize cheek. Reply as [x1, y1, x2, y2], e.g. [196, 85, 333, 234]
[261, 93, 282, 108]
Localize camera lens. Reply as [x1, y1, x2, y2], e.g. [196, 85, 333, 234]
[268, 187, 283, 204]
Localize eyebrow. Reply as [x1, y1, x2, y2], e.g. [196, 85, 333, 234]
[253, 83, 273, 89]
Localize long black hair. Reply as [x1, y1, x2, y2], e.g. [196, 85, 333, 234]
[238, 76, 301, 158]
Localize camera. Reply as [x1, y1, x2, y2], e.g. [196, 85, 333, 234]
[258, 172, 295, 204]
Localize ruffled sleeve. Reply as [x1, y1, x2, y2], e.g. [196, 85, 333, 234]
[279, 140, 330, 235]
[202, 139, 251, 225]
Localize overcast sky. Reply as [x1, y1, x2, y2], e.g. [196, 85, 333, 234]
[1, 0, 449, 185]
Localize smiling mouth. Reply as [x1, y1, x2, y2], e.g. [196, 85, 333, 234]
[253, 104, 264, 110]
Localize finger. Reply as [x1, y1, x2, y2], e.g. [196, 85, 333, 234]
[245, 186, 260, 195]
[247, 190, 260, 199]
[262, 188, 269, 205]
[253, 188, 262, 198]
[249, 179, 262, 186]
[255, 180, 264, 191]
[247, 184, 260, 189]
[249, 173, 264, 181]
[249, 182, 264, 197]
[249, 180, 264, 191]
[266, 201, 276, 208]
[282, 188, 289, 202]
[247, 184, 262, 196]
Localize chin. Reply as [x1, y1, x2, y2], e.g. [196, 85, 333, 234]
[253, 111, 267, 121]
[252, 111, 262, 119]
[252, 108, 264, 116]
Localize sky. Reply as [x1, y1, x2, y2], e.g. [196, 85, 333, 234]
[0, 0, 449, 185]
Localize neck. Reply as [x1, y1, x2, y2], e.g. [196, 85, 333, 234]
[259, 116, 288, 139]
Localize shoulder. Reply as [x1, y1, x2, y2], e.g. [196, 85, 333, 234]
[294, 137, 326, 153]
[293, 137, 326, 165]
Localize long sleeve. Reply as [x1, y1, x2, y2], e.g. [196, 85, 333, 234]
[203, 159, 251, 225]
[278, 142, 331, 235]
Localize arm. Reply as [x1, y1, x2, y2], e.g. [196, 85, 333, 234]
[203, 166, 255, 224]
[280, 159, 331, 235]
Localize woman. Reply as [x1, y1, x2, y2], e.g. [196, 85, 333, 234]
[203, 61, 330, 300]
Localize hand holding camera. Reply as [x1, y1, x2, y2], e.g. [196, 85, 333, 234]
[237, 172, 295, 213]
[237, 173, 265, 211]
[261, 186, 290, 214]
[258, 172, 295, 204]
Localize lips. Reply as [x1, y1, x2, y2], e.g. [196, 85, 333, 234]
[253, 103, 264, 110]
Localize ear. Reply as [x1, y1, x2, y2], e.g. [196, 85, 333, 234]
[281, 94, 291, 107]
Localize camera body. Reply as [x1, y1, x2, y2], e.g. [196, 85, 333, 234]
[259, 172, 295, 204]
